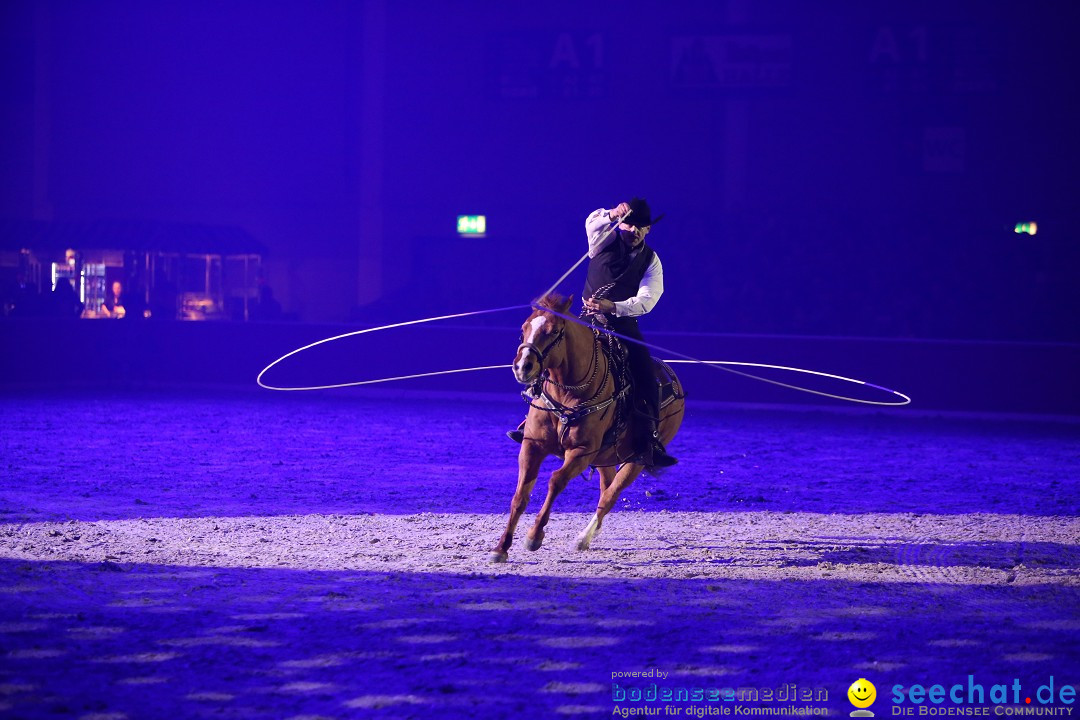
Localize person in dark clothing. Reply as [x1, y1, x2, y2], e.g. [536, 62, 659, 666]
[508, 198, 677, 468]
[10, 271, 41, 317]
[50, 277, 83, 318]
[252, 280, 282, 321]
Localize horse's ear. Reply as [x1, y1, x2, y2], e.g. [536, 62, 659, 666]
[559, 296, 573, 315]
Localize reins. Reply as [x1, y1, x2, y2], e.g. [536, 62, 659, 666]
[542, 328, 600, 392]
[522, 322, 626, 441]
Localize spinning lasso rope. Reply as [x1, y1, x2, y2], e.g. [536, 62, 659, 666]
[527, 303, 910, 406]
[256, 304, 530, 391]
[257, 224, 911, 405]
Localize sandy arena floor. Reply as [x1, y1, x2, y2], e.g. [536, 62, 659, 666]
[0, 389, 1077, 719]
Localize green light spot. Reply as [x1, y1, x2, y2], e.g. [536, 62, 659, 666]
[457, 215, 487, 236]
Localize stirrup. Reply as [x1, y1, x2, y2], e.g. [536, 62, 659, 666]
[645, 430, 677, 468]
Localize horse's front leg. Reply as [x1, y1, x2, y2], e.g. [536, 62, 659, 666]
[490, 442, 545, 563]
[525, 449, 591, 551]
[577, 462, 644, 550]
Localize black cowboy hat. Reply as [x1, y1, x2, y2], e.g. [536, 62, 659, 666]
[623, 197, 665, 228]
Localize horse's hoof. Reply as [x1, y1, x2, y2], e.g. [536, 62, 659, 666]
[576, 514, 600, 551]
[525, 533, 544, 551]
[488, 551, 508, 564]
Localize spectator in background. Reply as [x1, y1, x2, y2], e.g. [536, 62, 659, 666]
[123, 281, 146, 320]
[101, 280, 125, 318]
[149, 268, 177, 320]
[10, 270, 41, 317]
[252, 279, 282, 321]
[50, 277, 83, 318]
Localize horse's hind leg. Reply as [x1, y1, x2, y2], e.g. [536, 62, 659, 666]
[525, 450, 591, 551]
[490, 444, 545, 563]
[576, 462, 644, 551]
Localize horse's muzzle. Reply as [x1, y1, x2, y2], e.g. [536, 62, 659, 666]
[512, 348, 540, 385]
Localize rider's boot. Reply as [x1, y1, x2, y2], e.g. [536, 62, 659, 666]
[506, 418, 526, 444]
[649, 383, 678, 467]
[646, 421, 678, 468]
[632, 397, 677, 468]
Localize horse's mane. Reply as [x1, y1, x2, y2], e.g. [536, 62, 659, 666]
[536, 293, 569, 313]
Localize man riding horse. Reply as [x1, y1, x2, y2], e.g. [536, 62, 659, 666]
[509, 198, 678, 468]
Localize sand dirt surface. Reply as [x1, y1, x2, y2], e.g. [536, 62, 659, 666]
[1, 390, 1077, 719]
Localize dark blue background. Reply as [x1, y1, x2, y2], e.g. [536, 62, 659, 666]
[2, 0, 1077, 339]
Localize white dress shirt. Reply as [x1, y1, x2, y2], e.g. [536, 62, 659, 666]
[584, 208, 664, 318]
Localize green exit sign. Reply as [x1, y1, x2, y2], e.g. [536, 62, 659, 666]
[457, 215, 487, 237]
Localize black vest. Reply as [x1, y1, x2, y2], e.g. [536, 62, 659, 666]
[583, 239, 655, 303]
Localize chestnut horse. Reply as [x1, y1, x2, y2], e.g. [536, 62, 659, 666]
[489, 294, 685, 562]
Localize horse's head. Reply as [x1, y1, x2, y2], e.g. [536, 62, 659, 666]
[512, 294, 573, 385]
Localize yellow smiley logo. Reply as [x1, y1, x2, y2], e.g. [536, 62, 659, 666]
[848, 678, 877, 708]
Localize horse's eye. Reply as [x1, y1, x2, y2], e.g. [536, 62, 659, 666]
[518, 332, 524, 342]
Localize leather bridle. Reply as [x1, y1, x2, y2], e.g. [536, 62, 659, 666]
[516, 326, 565, 375]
